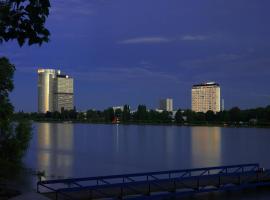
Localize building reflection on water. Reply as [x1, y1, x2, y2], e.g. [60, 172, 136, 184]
[37, 123, 74, 179]
[191, 127, 221, 167]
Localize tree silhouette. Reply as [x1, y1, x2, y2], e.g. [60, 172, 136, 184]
[0, 57, 14, 136]
[0, 0, 50, 46]
[0, 0, 51, 178]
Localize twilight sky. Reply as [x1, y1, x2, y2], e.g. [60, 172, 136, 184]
[1, 0, 270, 112]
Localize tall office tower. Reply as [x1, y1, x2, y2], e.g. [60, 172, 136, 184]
[38, 69, 58, 113]
[53, 74, 74, 112]
[159, 98, 173, 112]
[38, 69, 74, 113]
[191, 82, 221, 113]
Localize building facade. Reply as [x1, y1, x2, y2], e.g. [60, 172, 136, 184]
[38, 69, 58, 113]
[53, 74, 74, 112]
[38, 69, 74, 113]
[159, 98, 173, 112]
[191, 82, 221, 113]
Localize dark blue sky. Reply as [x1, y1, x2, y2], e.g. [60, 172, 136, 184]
[1, 0, 270, 112]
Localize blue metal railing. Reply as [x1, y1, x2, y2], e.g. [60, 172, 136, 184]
[37, 163, 261, 199]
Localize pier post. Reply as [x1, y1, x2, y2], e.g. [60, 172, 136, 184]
[172, 180, 176, 193]
[89, 190, 93, 199]
[238, 175, 241, 185]
[36, 182, 40, 193]
[119, 186, 123, 199]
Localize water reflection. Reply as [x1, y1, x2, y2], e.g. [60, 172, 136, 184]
[164, 126, 175, 154]
[37, 123, 74, 178]
[191, 127, 221, 167]
[21, 123, 270, 200]
[115, 125, 119, 152]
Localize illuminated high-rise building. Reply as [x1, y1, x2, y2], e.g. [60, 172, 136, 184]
[53, 74, 74, 112]
[38, 69, 58, 113]
[191, 82, 221, 113]
[38, 69, 74, 113]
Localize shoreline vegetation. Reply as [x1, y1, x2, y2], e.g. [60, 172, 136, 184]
[13, 105, 270, 128]
[0, 0, 51, 197]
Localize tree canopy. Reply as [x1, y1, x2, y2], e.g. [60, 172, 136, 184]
[0, 57, 14, 134]
[14, 105, 270, 127]
[0, 0, 50, 180]
[0, 58, 32, 165]
[0, 0, 50, 46]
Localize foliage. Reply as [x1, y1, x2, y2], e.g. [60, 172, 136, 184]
[0, 158, 21, 178]
[0, 0, 49, 181]
[229, 107, 242, 122]
[86, 109, 101, 122]
[0, 57, 14, 136]
[122, 105, 131, 122]
[0, 58, 32, 168]
[175, 109, 184, 124]
[0, 0, 51, 46]
[0, 120, 32, 162]
[104, 107, 115, 122]
[134, 105, 148, 122]
[12, 104, 270, 127]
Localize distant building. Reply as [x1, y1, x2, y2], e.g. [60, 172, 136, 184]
[112, 105, 131, 112]
[159, 98, 173, 112]
[221, 98, 225, 111]
[38, 69, 74, 113]
[112, 106, 124, 112]
[191, 82, 221, 113]
[155, 109, 163, 113]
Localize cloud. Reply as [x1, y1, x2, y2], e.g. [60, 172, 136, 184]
[181, 35, 209, 41]
[119, 37, 173, 44]
[118, 34, 211, 44]
[66, 66, 181, 84]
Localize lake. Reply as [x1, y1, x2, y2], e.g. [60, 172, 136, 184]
[22, 122, 270, 198]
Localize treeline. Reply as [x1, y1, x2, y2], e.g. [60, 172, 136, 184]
[13, 105, 270, 126]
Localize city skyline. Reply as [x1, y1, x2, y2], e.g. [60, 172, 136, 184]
[40, 68, 225, 113]
[9, 67, 270, 112]
[1, 0, 270, 111]
[37, 70, 221, 113]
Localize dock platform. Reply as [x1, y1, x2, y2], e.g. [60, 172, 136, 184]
[37, 163, 270, 199]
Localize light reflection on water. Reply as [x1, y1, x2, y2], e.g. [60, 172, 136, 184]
[191, 127, 221, 167]
[36, 123, 74, 178]
[23, 123, 270, 199]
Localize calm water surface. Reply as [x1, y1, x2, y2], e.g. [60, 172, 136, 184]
[22, 123, 270, 199]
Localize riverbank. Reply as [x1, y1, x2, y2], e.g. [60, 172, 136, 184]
[0, 159, 38, 199]
[0, 187, 20, 200]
